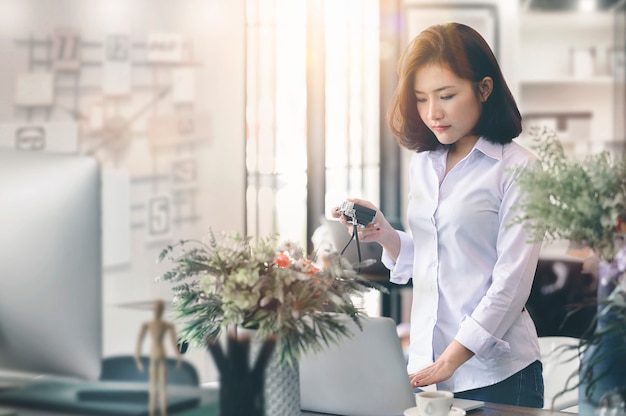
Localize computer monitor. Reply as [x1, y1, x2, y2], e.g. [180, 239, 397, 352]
[0, 150, 102, 380]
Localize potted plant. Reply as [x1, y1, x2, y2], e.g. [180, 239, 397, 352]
[157, 230, 385, 416]
[511, 126, 626, 413]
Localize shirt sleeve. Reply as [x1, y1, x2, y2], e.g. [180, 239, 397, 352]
[455, 159, 542, 359]
[381, 230, 414, 284]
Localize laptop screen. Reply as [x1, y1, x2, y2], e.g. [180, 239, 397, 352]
[300, 315, 416, 416]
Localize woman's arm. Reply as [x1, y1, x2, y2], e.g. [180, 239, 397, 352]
[455, 158, 542, 360]
[410, 340, 474, 387]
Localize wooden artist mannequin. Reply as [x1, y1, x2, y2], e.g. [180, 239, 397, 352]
[135, 299, 183, 416]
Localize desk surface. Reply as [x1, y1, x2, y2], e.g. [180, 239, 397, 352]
[0, 371, 217, 416]
[300, 402, 575, 416]
[0, 371, 576, 416]
[472, 402, 575, 415]
[182, 401, 576, 416]
[0, 395, 576, 416]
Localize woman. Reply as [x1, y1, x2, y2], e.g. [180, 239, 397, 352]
[333, 23, 544, 407]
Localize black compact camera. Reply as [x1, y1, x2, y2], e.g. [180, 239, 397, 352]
[339, 201, 376, 227]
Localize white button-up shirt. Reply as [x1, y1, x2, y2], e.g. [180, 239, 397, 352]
[382, 137, 542, 393]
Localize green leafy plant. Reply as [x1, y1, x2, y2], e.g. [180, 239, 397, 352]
[511, 126, 626, 260]
[512, 126, 626, 407]
[575, 277, 626, 394]
[157, 230, 386, 365]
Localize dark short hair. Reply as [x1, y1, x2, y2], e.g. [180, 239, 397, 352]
[387, 23, 521, 152]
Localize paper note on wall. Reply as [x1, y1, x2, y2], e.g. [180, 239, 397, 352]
[102, 170, 131, 268]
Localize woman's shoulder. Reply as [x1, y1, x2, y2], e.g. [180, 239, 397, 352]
[477, 137, 537, 167]
[502, 139, 539, 166]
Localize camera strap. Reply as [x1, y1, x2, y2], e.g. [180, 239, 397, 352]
[339, 223, 364, 271]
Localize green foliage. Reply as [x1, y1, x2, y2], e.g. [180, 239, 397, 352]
[578, 286, 626, 398]
[512, 126, 626, 260]
[553, 278, 626, 406]
[158, 230, 387, 365]
[514, 126, 626, 406]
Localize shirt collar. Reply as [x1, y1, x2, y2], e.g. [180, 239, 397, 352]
[473, 137, 503, 161]
[427, 137, 503, 161]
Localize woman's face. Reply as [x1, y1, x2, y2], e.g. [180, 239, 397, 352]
[413, 63, 490, 147]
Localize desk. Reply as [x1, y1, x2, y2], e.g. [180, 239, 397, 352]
[0, 371, 575, 416]
[0, 371, 218, 416]
[180, 400, 577, 416]
[473, 402, 576, 415]
[0, 399, 577, 416]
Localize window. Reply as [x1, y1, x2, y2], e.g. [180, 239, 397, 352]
[324, 0, 380, 215]
[246, 0, 380, 247]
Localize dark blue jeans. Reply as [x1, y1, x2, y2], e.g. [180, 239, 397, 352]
[454, 360, 544, 408]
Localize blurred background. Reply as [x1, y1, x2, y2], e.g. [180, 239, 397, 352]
[0, 0, 623, 384]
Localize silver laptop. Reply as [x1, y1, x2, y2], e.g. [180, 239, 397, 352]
[300, 315, 416, 416]
[299, 315, 485, 416]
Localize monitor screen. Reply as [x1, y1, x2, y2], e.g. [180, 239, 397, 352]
[0, 150, 102, 380]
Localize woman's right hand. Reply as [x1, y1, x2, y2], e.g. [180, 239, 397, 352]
[330, 198, 399, 254]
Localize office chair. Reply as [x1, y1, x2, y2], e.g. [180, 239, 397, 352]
[99, 355, 200, 386]
[539, 336, 580, 412]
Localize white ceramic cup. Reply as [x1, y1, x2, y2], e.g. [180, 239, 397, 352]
[415, 391, 454, 416]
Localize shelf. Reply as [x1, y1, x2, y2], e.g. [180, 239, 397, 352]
[520, 76, 614, 86]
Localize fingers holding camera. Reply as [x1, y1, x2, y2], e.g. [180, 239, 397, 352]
[331, 198, 378, 227]
[353, 221, 382, 243]
[331, 198, 401, 260]
[331, 205, 343, 220]
[332, 199, 387, 239]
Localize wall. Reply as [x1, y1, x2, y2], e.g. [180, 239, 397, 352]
[0, 0, 246, 383]
[518, 11, 617, 157]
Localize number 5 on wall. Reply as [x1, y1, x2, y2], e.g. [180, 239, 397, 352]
[147, 195, 171, 241]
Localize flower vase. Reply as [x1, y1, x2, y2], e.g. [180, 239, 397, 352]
[262, 348, 300, 416]
[578, 254, 626, 415]
[207, 330, 301, 416]
[207, 333, 274, 416]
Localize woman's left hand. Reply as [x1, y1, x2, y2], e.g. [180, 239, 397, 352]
[409, 340, 474, 387]
[409, 360, 456, 387]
